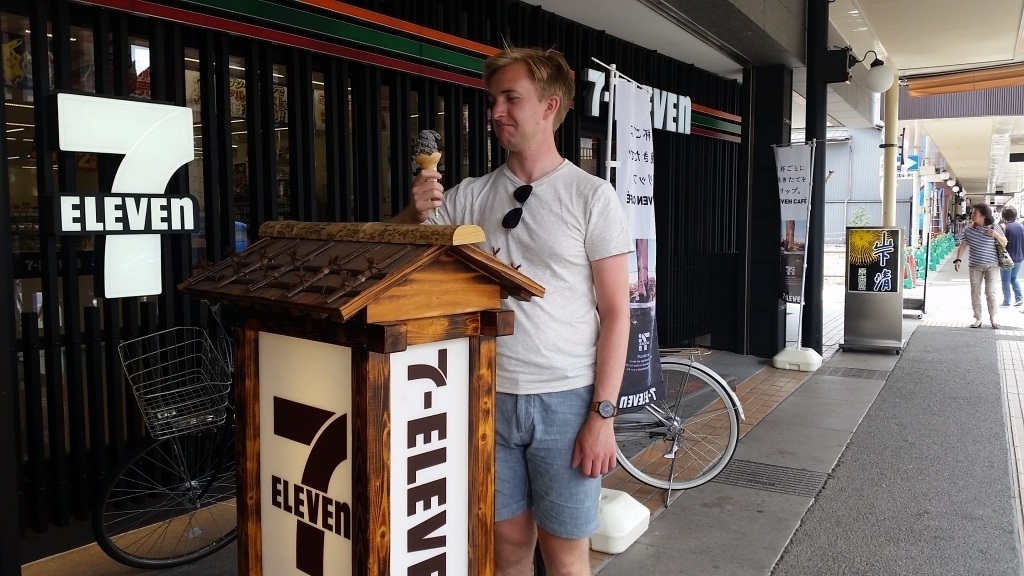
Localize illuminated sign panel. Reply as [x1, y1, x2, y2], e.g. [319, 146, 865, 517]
[389, 339, 470, 576]
[259, 332, 354, 576]
[257, 333, 471, 575]
[54, 92, 195, 298]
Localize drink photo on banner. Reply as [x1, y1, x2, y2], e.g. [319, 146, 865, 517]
[782, 219, 807, 303]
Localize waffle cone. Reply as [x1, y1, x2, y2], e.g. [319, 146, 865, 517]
[413, 151, 442, 171]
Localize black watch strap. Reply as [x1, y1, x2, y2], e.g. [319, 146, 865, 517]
[953, 259, 962, 263]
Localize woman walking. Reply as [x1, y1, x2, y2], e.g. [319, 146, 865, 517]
[952, 204, 1007, 328]
[998, 206, 1023, 308]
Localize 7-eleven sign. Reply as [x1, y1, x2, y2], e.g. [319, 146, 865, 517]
[52, 93, 198, 298]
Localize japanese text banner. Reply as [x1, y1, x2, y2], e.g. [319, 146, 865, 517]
[775, 144, 812, 220]
[614, 79, 656, 240]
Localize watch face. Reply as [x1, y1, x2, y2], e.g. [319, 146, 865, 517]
[598, 400, 616, 418]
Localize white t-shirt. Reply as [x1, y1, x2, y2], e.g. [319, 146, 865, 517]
[430, 160, 633, 395]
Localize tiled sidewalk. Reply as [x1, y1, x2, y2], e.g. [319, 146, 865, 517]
[998, 335, 1024, 554]
[590, 364, 813, 572]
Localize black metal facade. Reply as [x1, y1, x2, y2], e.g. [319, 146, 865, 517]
[1, 0, 743, 563]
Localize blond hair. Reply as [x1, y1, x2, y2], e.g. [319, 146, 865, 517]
[483, 46, 575, 129]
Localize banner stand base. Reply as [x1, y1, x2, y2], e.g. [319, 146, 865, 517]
[772, 346, 822, 372]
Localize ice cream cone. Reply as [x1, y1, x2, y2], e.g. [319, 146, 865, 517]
[413, 130, 443, 217]
[414, 150, 443, 217]
[413, 151, 442, 172]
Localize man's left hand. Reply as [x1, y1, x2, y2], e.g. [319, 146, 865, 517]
[572, 416, 617, 478]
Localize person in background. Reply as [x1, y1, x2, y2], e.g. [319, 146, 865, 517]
[998, 206, 1023, 308]
[953, 203, 1007, 328]
[391, 46, 632, 576]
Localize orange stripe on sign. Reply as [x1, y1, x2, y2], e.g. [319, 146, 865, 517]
[692, 103, 742, 123]
[290, 0, 500, 57]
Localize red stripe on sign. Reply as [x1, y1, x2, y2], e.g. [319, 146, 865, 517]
[691, 126, 741, 143]
[77, 0, 487, 89]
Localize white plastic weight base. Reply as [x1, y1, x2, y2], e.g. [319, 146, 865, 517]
[772, 345, 822, 372]
[590, 488, 650, 554]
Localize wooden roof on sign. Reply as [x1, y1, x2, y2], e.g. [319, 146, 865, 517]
[178, 221, 545, 322]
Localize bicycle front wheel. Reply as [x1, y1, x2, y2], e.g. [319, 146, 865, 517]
[615, 359, 740, 490]
[92, 426, 237, 569]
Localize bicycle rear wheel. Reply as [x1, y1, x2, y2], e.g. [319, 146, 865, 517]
[614, 359, 740, 490]
[92, 426, 237, 569]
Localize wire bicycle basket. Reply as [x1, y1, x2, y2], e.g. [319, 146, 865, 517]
[118, 327, 232, 439]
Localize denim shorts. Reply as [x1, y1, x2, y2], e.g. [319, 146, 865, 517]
[495, 385, 601, 539]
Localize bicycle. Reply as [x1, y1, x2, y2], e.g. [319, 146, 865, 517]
[613, 347, 745, 495]
[91, 304, 238, 569]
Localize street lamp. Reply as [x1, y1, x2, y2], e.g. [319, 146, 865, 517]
[860, 51, 895, 93]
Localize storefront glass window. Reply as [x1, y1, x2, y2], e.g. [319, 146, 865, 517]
[68, 24, 100, 323]
[4, 11, 50, 331]
[128, 39, 150, 100]
[313, 70, 326, 219]
[579, 136, 600, 177]
[273, 63, 290, 219]
[435, 95, 445, 170]
[485, 107, 493, 168]
[408, 90, 419, 147]
[70, 25, 94, 93]
[344, 79, 354, 219]
[229, 55, 249, 243]
[380, 83, 391, 216]
[461, 103, 470, 177]
[183, 47, 206, 264]
[69, 24, 99, 197]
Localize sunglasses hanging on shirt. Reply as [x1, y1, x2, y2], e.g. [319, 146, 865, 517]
[501, 185, 533, 230]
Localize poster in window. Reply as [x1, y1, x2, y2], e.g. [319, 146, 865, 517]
[2, 33, 52, 89]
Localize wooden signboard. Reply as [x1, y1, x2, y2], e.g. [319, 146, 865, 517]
[181, 221, 543, 576]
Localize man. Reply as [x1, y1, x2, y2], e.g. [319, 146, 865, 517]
[392, 46, 631, 576]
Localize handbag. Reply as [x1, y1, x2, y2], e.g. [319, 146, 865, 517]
[996, 241, 1014, 270]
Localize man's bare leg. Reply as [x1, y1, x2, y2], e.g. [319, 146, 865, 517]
[495, 511, 538, 576]
[537, 525, 591, 576]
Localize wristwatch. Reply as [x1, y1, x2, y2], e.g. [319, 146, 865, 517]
[953, 259, 962, 263]
[591, 400, 618, 418]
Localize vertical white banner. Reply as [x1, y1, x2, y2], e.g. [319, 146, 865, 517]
[613, 78, 663, 409]
[774, 144, 813, 220]
[614, 79, 655, 240]
[389, 339, 470, 576]
[775, 143, 814, 304]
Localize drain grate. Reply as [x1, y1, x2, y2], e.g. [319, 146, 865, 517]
[712, 459, 827, 498]
[815, 366, 889, 380]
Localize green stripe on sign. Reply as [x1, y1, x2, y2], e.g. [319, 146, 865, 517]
[692, 112, 741, 135]
[182, 0, 485, 73]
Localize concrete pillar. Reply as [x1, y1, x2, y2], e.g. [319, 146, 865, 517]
[881, 82, 900, 227]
